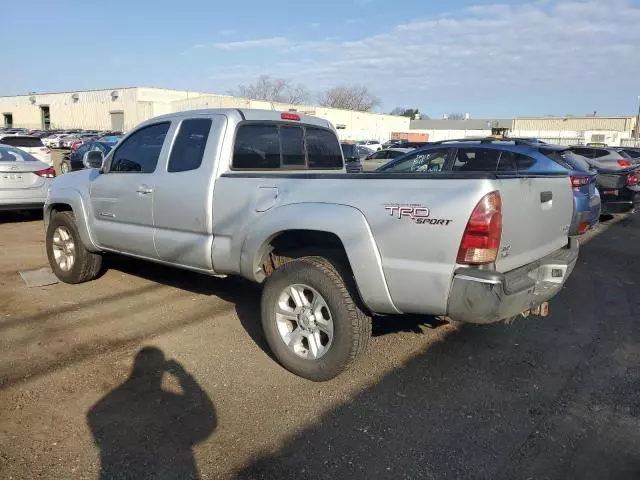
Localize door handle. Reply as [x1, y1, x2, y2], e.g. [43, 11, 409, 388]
[540, 191, 552, 203]
[136, 185, 154, 195]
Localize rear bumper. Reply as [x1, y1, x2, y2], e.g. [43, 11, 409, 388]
[600, 186, 640, 214]
[447, 239, 579, 324]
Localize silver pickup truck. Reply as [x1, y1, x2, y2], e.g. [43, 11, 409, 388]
[44, 109, 578, 381]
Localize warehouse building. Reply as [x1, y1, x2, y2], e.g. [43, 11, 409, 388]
[0, 87, 409, 142]
[407, 118, 513, 142]
[510, 116, 638, 146]
[406, 116, 639, 146]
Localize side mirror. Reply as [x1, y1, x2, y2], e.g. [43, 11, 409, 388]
[83, 150, 104, 169]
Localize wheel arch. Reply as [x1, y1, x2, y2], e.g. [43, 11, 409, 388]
[45, 189, 100, 252]
[240, 203, 400, 315]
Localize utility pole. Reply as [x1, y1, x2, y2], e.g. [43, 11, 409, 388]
[636, 95, 640, 147]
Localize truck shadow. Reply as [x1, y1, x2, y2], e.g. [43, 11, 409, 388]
[234, 215, 640, 480]
[104, 255, 448, 357]
[0, 210, 43, 224]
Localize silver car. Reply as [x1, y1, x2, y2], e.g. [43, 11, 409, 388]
[0, 145, 55, 211]
[361, 148, 413, 171]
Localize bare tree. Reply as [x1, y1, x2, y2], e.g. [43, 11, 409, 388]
[232, 75, 310, 105]
[318, 85, 381, 112]
[390, 108, 421, 119]
[445, 112, 466, 120]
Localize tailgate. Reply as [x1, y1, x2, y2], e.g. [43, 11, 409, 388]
[494, 175, 573, 273]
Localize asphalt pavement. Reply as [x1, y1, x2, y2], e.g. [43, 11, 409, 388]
[0, 209, 638, 479]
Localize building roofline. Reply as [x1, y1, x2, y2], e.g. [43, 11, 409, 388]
[514, 116, 635, 120]
[0, 86, 214, 98]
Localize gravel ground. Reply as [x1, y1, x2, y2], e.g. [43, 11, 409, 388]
[0, 192, 639, 479]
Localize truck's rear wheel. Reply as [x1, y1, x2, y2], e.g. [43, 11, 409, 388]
[46, 211, 102, 284]
[261, 256, 371, 381]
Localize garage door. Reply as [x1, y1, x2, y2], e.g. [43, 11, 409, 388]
[110, 111, 124, 131]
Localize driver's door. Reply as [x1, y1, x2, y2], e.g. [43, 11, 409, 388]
[89, 122, 172, 257]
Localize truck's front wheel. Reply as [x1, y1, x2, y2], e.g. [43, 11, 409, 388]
[46, 211, 102, 284]
[261, 256, 371, 381]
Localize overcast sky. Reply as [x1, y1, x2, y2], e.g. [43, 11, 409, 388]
[3, 0, 639, 117]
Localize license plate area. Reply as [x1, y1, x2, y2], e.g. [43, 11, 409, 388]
[1, 173, 25, 184]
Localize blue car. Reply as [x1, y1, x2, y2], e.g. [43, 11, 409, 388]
[536, 145, 600, 234]
[376, 138, 600, 236]
[59, 141, 117, 174]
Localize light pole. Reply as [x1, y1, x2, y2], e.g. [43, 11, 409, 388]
[636, 95, 640, 147]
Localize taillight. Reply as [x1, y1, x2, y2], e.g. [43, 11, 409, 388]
[570, 175, 590, 190]
[457, 191, 502, 265]
[627, 173, 639, 186]
[578, 222, 589, 234]
[617, 160, 632, 167]
[34, 167, 56, 178]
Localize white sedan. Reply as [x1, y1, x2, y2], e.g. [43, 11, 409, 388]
[0, 145, 56, 212]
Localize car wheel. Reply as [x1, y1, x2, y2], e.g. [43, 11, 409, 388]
[261, 256, 371, 381]
[46, 211, 102, 284]
[60, 161, 71, 174]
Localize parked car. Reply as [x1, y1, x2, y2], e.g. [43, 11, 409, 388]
[43, 133, 68, 148]
[59, 141, 117, 174]
[357, 140, 382, 151]
[569, 146, 640, 213]
[569, 146, 637, 168]
[340, 143, 363, 173]
[376, 138, 597, 237]
[362, 148, 413, 171]
[612, 146, 640, 162]
[70, 134, 101, 151]
[0, 135, 52, 165]
[45, 109, 578, 381]
[537, 145, 601, 234]
[59, 134, 82, 149]
[0, 144, 56, 211]
[381, 139, 408, 149]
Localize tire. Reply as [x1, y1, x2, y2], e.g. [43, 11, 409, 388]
[60, 161, 71, 174]
[261, 256, 371, 381]
[46, 211, 102, 284]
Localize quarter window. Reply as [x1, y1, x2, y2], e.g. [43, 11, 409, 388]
[110, 122, 169, 173]
[168, 118, 212, 173]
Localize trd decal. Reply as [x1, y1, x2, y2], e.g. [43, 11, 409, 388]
[384, 204, 453, 226]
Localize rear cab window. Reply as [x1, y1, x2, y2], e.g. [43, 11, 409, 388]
[232, 122, 343, 170]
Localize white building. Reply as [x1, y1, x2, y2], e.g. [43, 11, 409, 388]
[0, 87, 409, 141]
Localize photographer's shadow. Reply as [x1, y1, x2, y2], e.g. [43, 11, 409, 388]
[87, 347, 216, 479]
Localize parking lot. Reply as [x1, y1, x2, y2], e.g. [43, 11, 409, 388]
[0, 191, 639, 479]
